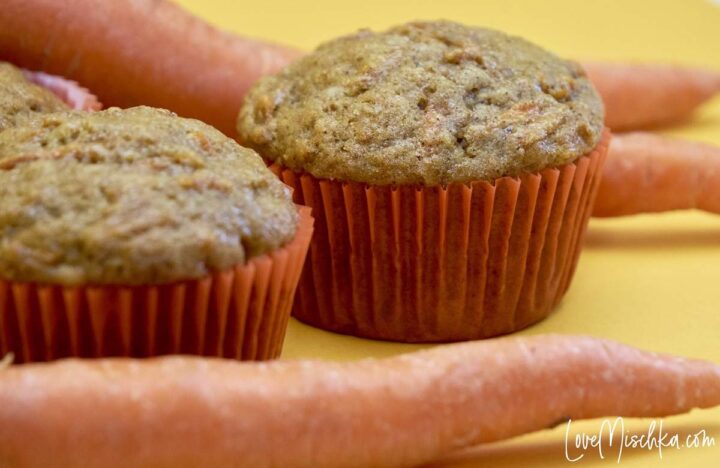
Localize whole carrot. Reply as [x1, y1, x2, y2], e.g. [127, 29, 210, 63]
[593, 132, 720, 217]
[0, 0, 299, 136]
[1, 334, 718, 468]
[582, 62, 720, 131]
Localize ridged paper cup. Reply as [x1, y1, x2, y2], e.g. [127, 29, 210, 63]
[0, 207, 313, 363]
[271, 131, 610, 342]
[23, 69, 102, 111]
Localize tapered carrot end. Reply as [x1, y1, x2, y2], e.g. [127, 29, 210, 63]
[594, 132, 720, 217]
[712, 71, 720, 91]
[582, 61, 720, 130]
[597, 338, 720, 417]
[690, 68, 720, 99]
[678, 358, 720, 410]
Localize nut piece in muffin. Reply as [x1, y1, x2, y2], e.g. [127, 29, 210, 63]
[0, 106, 298, 286]
[238, 20, 604, 185]
[0, 61, 69, 132]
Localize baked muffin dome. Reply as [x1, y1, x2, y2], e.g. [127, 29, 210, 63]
[0, 106, 298, 285]
[238, 20, 604, 185]
[0, 62, 69, 132]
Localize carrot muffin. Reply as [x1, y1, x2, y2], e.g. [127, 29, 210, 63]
[239, 21, 603, 184]
[0, 106, 312, 361]
[238, 20, 609, 342]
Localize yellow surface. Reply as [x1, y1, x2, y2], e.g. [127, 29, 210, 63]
[178, 1, 720, 465]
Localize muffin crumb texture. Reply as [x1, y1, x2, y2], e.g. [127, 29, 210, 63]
[0, 107, 298, 285]
[239, 21, 604, 185]
[0, 62, 69, 132]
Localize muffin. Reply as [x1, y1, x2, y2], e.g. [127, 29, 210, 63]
[0, 61, 100, 120]
[0, 106, 312, 362]
[238, 21, 609, 342]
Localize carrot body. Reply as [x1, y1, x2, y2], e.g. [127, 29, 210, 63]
[593, 132, 720, 217]
[0, 0, 299, 136]
[583, 62, 720, 131]
[0, 334, 718, 468]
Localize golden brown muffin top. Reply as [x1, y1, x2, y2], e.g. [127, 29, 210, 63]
[0, 62, 69, 131]
[238, 21, 604, 185]
[0, 106, 298, 286]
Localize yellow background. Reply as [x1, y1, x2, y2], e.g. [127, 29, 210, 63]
[177, 1, 720, 466]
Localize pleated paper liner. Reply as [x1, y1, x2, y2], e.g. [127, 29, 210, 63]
[23, 69, 102, 111]
[271, 131, 610, 342]
[0, 207, 313, 363]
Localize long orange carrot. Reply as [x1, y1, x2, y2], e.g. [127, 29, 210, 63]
[1, 334, 718, 468]
[593, 132, 720, 217]
[583, 62, 720, 131]
[0, 0, 299, 136]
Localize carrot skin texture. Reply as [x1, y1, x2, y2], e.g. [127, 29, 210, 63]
[583, 62, 720, 131]
[0, 334, 719, 468]
[0, 0, 299, 136]
[593, 133, 720, 217]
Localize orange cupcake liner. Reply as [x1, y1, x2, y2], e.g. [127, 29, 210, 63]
[271, 131, 610, 342]
[0, 207, 313, 363]
[23, 69, 102, 111]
